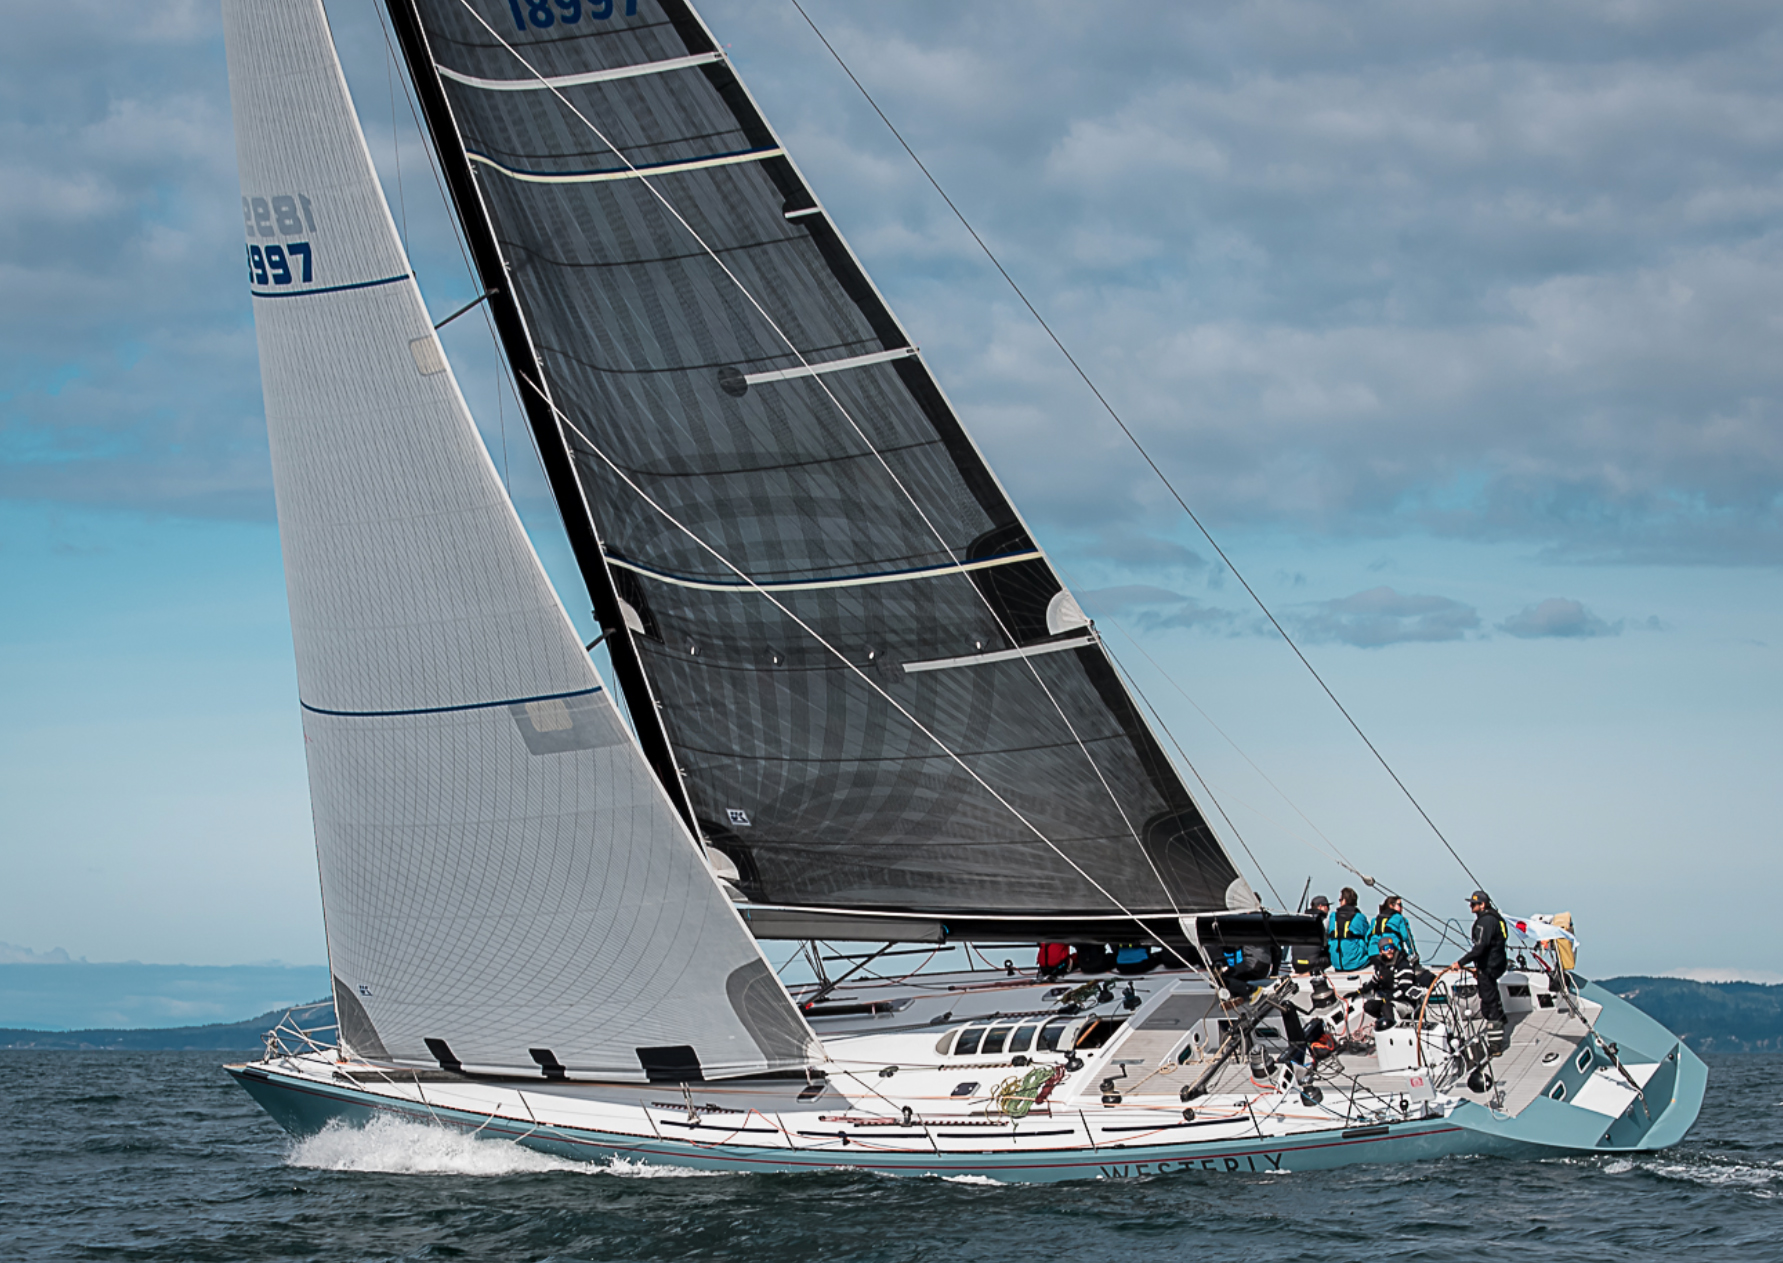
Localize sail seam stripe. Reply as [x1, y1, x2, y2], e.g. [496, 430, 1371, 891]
[902, 635, 1095, 674]
[606, 548, 1042, 593]
[437, 51, 722, 91]
[742, 345, 917, 385]
[465, 146, 782, 184]
[249, 272, 410, 298]
[299, 685, 601, 718]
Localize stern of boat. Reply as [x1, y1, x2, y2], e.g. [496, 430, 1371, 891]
[1443, 975, 1706, 1156]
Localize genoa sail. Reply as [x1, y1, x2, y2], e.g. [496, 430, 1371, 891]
[383, 0, 1254, 920]
[224, 0, 819, 1080]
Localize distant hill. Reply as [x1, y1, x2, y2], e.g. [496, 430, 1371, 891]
[1598, 975, 1783, 1054]
[0, 1000, 332, 1051]
[3, 977, 1775, 1054]
[0, 961, 332, 1030]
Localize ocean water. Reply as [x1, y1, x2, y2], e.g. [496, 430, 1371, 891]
[3, 1051, 1778, 1262]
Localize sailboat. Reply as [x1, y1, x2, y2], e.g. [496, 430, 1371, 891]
[222, 0, 1705, 1179]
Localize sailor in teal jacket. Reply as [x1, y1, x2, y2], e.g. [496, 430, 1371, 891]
[1327, 888, 1373, 971]
[1372, 895, 1417, 962]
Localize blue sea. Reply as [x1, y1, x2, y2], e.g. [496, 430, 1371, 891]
[2, 1050, 1778, 1261]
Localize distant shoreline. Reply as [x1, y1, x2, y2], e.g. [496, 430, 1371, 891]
[4, 975, 1780, 1053]
[0, 1000, 330, 1051]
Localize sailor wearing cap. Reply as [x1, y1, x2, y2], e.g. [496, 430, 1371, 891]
[1453, 890, 1509, 1050]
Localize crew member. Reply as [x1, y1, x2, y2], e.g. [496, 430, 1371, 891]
[1292, 895, 1331, 973]
[1327, 887, 1372, 972]
[1359, 938, 1420, 1030]
[1036, 942, 1072, 980]
[1454, 890, 1509, 1042]
[1219, 943, 1275, 991]
[1372, 895, 1417, 962]
[1113, 942, 1160, 975]
[1073, 943, 1111, 973]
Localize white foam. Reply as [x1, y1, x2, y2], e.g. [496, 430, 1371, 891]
[286, 1116, 727, 1178]
[596, 1154, 730, 1179]
[942, 1174, 1006, 1185]
[288, 1116, 588, 1175]
[1640, 1158, 1780, 1195]
[1604, 1159, 1634, 1174]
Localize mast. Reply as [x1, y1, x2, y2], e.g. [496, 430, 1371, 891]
[382, 0, 701, 839]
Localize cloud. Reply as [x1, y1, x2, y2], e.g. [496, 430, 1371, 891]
[1085, 528, 1207, 573]
[9, 0, 1783, 570]
[1498, 597, 1621, 638]
[1077, 584, 1236, 632]
[0, 941, 76, 964]
[1295, 585, 1481, 647]
[747, 1, 1783, 564]
[0, 0, 486, 521]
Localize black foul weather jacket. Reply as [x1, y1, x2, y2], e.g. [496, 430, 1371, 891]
[1457, 905, 1508, 976]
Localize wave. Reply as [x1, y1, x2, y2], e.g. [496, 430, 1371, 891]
[1594, 1151, 1783, 1198]
[286, 1116, 727, 1178]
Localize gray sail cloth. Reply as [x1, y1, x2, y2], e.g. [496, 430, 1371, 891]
[390, 0, 1247, 916]
[224, 0, 819, 1079]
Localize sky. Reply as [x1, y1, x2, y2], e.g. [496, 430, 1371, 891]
[3, 0, 1780, 982]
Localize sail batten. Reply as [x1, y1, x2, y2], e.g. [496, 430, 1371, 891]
[438, 49, 723, 91]
[386, 0, 1254, 919]
[467, 145, 784, 184]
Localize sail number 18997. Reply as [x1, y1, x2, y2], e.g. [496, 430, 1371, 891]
[506, 0, 637, 30]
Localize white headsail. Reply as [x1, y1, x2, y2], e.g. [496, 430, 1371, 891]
[223, 0, 818, 1081]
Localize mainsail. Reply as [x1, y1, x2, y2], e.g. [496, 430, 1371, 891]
[383, 0, 1254, 920]
[225, 0, 819, 1080]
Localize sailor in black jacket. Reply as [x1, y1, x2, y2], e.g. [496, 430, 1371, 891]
[1454, 890, 1509, 1032]
[1359, 939, 1422, 1030]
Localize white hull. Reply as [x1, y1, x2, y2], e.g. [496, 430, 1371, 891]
[232, 966, 1704, 1181]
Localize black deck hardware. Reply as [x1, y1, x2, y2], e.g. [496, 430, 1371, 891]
[636, 1045, 704, 1083]
[423, 1038, 461, 1073]
[529, 1048, 567, 1081]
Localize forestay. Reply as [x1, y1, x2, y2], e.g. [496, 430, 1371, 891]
[224, 0, 818, 1080]
[386, 0, 1252, 918]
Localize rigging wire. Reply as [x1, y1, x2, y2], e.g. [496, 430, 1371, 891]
[449, 0, 1225, 931]
[382, 21, 408, 249]
[1104, 649, 1285, 909]
[785, 0, 1482, 893]
[371, 0, 519, 497]
[1106, 622, 1460, 944]
[518, 373, 1208, 977]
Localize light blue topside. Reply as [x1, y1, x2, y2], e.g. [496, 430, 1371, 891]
[227, 981, 1706, 1183]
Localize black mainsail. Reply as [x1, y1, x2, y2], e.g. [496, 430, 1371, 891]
[384, 0, 1252, 922]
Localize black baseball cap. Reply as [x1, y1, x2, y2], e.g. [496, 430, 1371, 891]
[1468, 890, 1490, 905]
